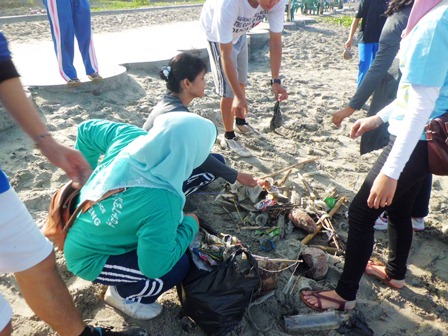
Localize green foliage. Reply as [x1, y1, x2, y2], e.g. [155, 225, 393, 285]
[318, 15, 353, 28]
[90, 0, 204, 11]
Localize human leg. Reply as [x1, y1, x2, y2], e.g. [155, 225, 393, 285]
[233, 35, 257, 134]
[365, 177, 424, 288]
[72, 0, 99, 76]
[221, 96, 235, 132]
[0, 188, 85, 335]
[233, 34, 248, 122]
[0, 323, 12, 336]
[96, 250, 190, 319]
[357, 42, 374, 87]
[206, 40, 252, 156]
[409, 173, 431, 230]
[302, 140, 429, 309]
[18, 258, 149, 334]
[42, 0, 78, 81]
[206, 40, 235, 132]
[15, 252, 86, 335]
[183, 154, 226, 196]
[301, 144, 389, 310]
[341, 140, 428, 296]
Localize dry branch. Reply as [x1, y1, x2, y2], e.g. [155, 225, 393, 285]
[301, 196, 347, 245]
[260, 157, 317, 179]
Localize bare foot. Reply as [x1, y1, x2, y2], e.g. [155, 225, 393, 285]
[301, 290, 356, 311]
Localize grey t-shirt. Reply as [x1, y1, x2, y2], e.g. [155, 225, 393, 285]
[349, 6, 412, 154]
[143, 94, 238, 183]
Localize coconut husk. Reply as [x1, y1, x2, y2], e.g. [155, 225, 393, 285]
[301, 246, 329, 280]
[257, 259, 282, 295]
[288, 207, 317, 233]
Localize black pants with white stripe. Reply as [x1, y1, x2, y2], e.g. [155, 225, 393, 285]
[94, 250, 189, 304]
[183, 153, 225, 196]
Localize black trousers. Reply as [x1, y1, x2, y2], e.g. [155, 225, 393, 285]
[336, 138, 429, 301]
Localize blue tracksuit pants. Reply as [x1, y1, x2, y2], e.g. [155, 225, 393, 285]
[43, 0, 99, 81]
[357, 42, 379, 87]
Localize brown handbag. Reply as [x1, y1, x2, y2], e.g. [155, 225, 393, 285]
[425, 113, 448, 176]
[43, 181, 123, 251]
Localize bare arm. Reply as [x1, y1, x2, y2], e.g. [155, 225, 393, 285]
[346, 18, 361, 49]
[0, 77, 48, 139]
[269, 31, 288, 101]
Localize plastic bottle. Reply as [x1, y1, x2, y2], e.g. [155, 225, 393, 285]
[324, 196, 337, 209]
[284, 311, 340, 333]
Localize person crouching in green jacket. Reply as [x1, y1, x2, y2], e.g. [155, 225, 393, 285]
[64, 112, 217, 320]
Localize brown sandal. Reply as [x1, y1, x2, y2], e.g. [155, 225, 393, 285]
[365, 260, 405, 289]
[299, 289, 354, 312]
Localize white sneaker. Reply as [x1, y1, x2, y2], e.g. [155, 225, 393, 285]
[411, 217, 425, 231]
[374, 212, 388, 231]
[220, 136, 252, 157]
[104, 286, 162, 320]
[235, 122, 261, 136]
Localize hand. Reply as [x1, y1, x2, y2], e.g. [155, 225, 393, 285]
[368, 173, 397, 209]
[231, 96, 248, 118]
[236, 172, 258, 187]
[272, 83, 288, 101]
[350, 116, 383, 139]
[345, 39, 353, 49]
[37, 137, 91, 188]
[332, 106, 355, 127]
[185, 213, 200, 228]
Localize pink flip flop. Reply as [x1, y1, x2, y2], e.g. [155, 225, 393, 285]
[299, 289, 354, 312]
[365, 260, 405, 290]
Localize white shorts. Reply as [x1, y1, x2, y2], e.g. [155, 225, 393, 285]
[0, 188, 53, 327]
[207, 34, 248, 98]
[0, 188, 53, 273]
[0, 294, 13, 331]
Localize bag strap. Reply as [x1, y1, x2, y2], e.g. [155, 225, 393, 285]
[62, 188, 125, 233]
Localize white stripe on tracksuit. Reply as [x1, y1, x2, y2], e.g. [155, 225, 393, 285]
[98, 264, 163, 303]
[184, 172, 215, 196]
[44, 0, 99, 81]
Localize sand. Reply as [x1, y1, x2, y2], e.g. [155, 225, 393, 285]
[0, 5, 447, 336]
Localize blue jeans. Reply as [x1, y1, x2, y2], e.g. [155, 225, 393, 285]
[357, 42, 379, 87]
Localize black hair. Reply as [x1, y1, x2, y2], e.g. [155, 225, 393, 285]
[385, 0, 414, 16]
[160, 53, 207, 93]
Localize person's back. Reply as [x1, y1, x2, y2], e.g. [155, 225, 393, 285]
[357, 0, 388, 44]
[143, 94, 189, 131]
[346, 0, 389, 86]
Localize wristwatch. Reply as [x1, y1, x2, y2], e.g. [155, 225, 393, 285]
[270, 78, 281, 85]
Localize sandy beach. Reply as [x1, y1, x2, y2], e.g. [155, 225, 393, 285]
[0, 5, 447, 336]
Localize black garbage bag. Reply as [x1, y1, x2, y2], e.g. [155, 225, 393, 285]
[178, 248, 261, 336]
[270, 101, 285, 130]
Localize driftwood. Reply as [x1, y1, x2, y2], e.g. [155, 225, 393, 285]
[298, 172, 318, 201]
[260, 157, 317, 179]
[309, 245, 343, 256]
[275, 169, 292, 187]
